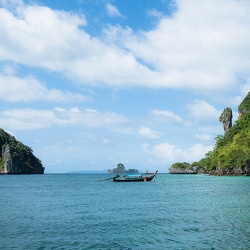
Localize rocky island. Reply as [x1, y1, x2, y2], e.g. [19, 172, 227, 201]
[169, 162, 198, 174]
[108, 163, 139, 174]
[0, 128, 45, 174]
[170, 92, 250, 176]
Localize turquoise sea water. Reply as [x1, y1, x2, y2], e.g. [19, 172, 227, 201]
[1, 174, 250, 250]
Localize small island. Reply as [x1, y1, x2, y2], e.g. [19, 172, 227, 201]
[108, 163, 139, 174]
[0, 128, 45, 174]
[169, 91, 250, 176]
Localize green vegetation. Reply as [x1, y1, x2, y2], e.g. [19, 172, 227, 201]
[0, 128, 44, 174]
[0, 157, 3, 171]
[238, 91, 250, 114]
[171, 162, 192, 170]
[201, 110, 250, 173]
[171, 92, 250, 175]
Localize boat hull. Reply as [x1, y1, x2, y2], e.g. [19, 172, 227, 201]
[113, 171, 157, 182]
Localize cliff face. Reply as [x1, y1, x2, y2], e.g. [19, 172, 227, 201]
[219, 108, 233, 134]
[170, 92, 250, 176]
[108, 163, 139, 174]
[169, 167, 197, 174]
[201, 92, 250, 176]
[209, 166, 250, 176]
[0, 128, 44, 174]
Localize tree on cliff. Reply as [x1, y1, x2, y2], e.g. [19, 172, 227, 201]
[170, 92, 250, 175]
[196, 92, 250, 175]
[0, 128, 45, 174]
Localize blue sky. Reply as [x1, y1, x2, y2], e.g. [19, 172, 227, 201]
[0, 0, 249, 173]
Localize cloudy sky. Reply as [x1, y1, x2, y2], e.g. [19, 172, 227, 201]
[0, 0, 249, 173]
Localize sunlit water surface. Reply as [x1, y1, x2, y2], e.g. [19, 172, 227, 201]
[1, 174, 250, 249]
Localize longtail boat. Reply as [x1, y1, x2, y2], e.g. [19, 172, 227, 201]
[112, 170, 158, 182]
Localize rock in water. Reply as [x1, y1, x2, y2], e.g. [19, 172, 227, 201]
[0, 128, 45, 174]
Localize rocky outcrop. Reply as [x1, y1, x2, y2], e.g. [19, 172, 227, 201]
[219, 107, 233, 134]
[169, 92, 250, 176]
[108, 163, 138, 174]
[2, 144, 14, 173]
[209, 166, 250, 176]
[0, 128, 44, 174]
[169, 167, 197, 174]
[169, 162, 198, 174]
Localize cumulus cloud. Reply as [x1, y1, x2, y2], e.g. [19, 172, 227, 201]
[138, 126, 160, 139]
[0, 75, 88, 102]
[0, 0, 250, 93]
[147, 9, 163, 19]
[144, 142, 213, 163]
[109, 0, 250, 91]
[0, 108, 128, 130]
[106, 3, 123, 17]
[0, 0, 24, 8]
[151, 109, 184, 123]
[186, 100, 221, 121]
[195, 133, 212, 141]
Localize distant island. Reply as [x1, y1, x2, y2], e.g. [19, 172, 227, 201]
[0, 128, 44, 174]
[169, 91, 250, 176]
[108, 163, 139, 174]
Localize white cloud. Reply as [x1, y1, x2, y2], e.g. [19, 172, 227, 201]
[0, 0, 250, 93]
[195, 133, 212, 141]
[228, 82, 250, 106]
[0, 4, 87, 68]
[144, 142, 213, 163]
[151, 109, 183, 123]
[147, 9, 163, 18]
[186, 100, 221, 121]
[138, 126, 160, 139]
[0, 0, 24, 8]
[111, 0, 250, 91]
[0, 74, 88, 102]
[101, 137, 111, 145]
[106, 4, 123, 17]
[0, 108, 128, 130]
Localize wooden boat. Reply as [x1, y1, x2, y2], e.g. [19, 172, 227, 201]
[113, 170, 158, 182]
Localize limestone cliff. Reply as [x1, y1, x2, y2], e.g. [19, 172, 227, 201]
[0, 128, 44, 174]
[169, 162, 198, 174]
[169, 167, 197, 174]
[170, 92, 250, 176]
[219, 107, 233, 134]
[196, 92, 250, 176]
[108, 163, 139, 174]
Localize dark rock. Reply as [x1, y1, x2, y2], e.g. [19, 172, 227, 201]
[0, 128, 44, 174]
[219, 107, 233, 134]
[209, 166, 250, 176]
[108, 163, 138, 174]
[169, 167, 197, 174]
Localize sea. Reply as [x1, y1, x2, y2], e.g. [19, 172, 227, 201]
[1, 173, 250, 250]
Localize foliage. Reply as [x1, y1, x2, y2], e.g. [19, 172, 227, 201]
[0, 157, 3, 171]
[0, 128, 43, 173]
[171, 162, 191, 170]
[0, 129, 32, 162]
[170, 92, 250, 174]
[195, 92, 250, 173]
[238, 92, 250, 114]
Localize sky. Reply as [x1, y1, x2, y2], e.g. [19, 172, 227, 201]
[0, 0, 250, 173]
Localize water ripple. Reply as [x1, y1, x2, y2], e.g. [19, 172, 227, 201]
[1, 174, 250, 249]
